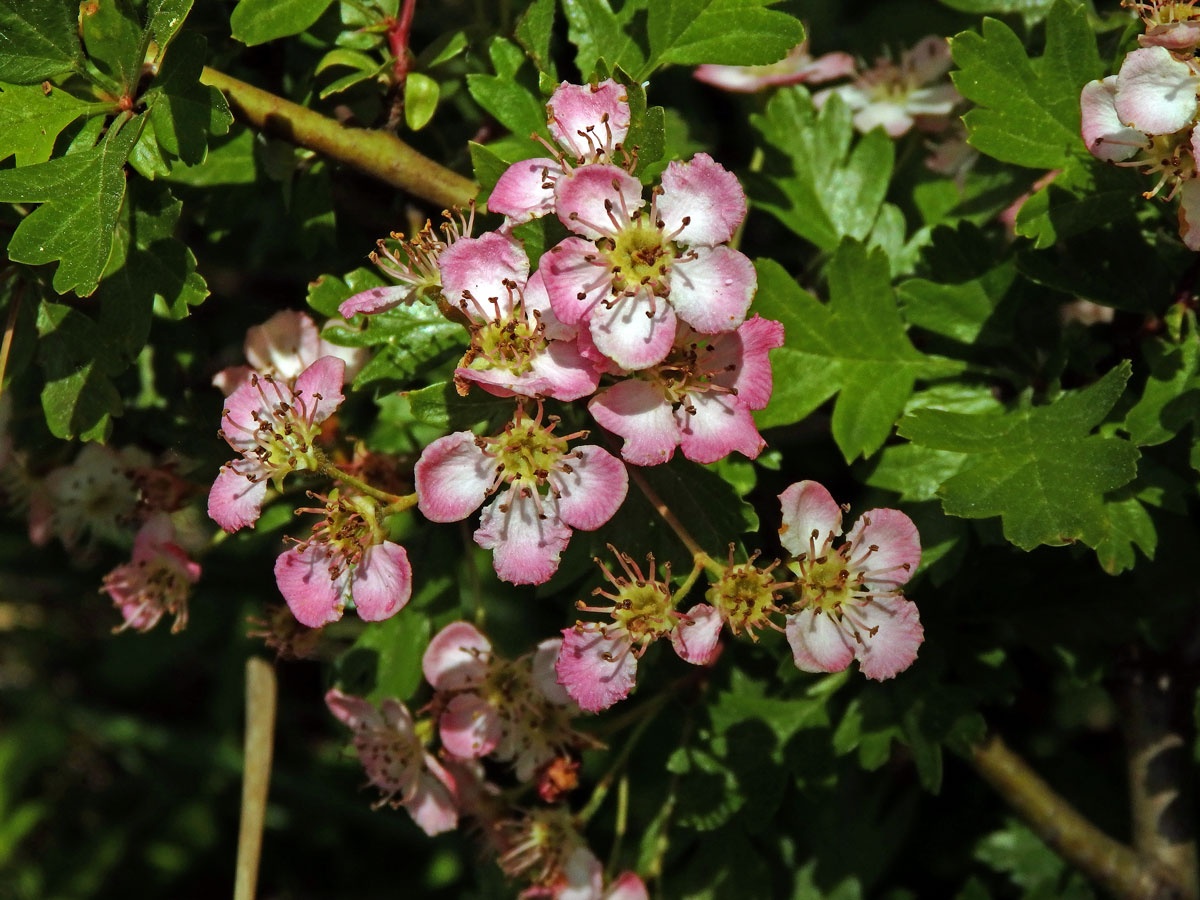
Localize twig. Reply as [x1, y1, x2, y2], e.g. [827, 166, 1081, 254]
[234, 658, 278, 900]
[966, 732, 1184, 900]
[0, 279, 23, 402]
[199, 67, 477, 209]
[627, 466, 719, 573]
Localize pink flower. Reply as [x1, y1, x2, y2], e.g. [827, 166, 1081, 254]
[102, 513, 201, 633]
[1113, 46, 1199, 136]
[33, 443, 145, 550]
[212, 310, 366, 394]
[414, 406, 627, 585]
[814, 36, 959, 137]
[1135, 1, 1200, 51]
[439, 232, 601, 401]
[422, 622, 584, 779]
[553, 847, 648, 900]
[325, 688, 458, 835]
[778, 481, 923, 681]
[489, 80, 631, 228]
[588, 315, 783, 466]
[694, 40, 854, 93]
[274, 490, 412, 628]
[207, 357, 345, 533]
[542, 153, 757, 370]
[556, 549, 722, 712]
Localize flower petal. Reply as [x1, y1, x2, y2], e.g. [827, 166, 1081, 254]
[488, 157, 560, 225]
[784, 609, 855, 673]
[667, 245, 756, 333]
[548, 79, 631, 160]
[351, 541, 412, 622]
[555, 624, 638, 712]
[778, 480, 843, 558]
[852, 597, 923, 681]
[1081, 76, 1145, 163]
[605, 873, 651, 900]
[405, 763, 459, 836]
[244, 310, 321, 380]
[677, 391, 764, 464]
[587, 289, 677, 370]
[703, 315, 785, 410]
[457, 340, 601, 402]
[554, 444, 627, 531]
[422, 621, 492, 691]
[588, 380, 679, 466]
[474, 489, 572, 585]
[439, 692, 502, 758]
[670, 603, 723, 665]
[1114, 46, 1199, 136]
[207, 465, 267, 532]
[543, 236, 615, 326]
[657, 153, 746, 246]
[1179, 178, 1200, 249]
[325, 687, 382, 730]
[532, 637, 575, 706]
[339, 284, 415, 318]
[438, 231, 528, 320]
[415, 431, 497, 522]
[554, 163, 644, 240]
[845, 508, 921, 590]
[275, 544, 346, 628]
[523, 268, 575, 341]
[558, 847, 605, 900]
[293, 356, 346, 423]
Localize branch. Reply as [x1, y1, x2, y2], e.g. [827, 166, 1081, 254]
[199, 67, 477, 210]
[967, 733, 1184, 900]
[233, 657, 278, 900]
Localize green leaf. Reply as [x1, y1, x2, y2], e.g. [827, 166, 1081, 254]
[0, 0, 83, 84]
[950, 1, 1101, 168]
[750, 89, 894, 252]
[1123, 320, 1200, 447]
[36, 300, 125, 441]
[1012, 157, 1142, 249]
[1093, 484, 1158, 575]
[643, 0, 805, 76]
[337, 612, 432, 705]
[79, 0, 144, 93]
[752, 246, 964, 460]
[143, 0, 194, 53]
[897, 262, 1017, 345]
[561, 0, 648, 81]
[161, 127, 257, 186]
[404, 381, 514, 432]
[466, 38, 550, 142]
[404, 72, 439, 131]
[0, 117, 142, 296]
[515, 0, 557, 79]
[0, 82, 93, 166]
[229, 0, 334, 46]
[897, 363, 1140, 550]
[145, 32, 232, 165]
[939, 0, 1055, 27]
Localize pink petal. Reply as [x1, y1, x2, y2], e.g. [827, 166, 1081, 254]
[543, 236, 614, 326]
[693, 46, 856, 93]
[532, 637, 574, 706]
[703, 315, 785, 410]
[438, 231, 528, 320]
[1114, 46, 1199, 136]
[559, 847, 605, 900]
[553, 444, 627, 531]
[906, 35, 954, 86]
[212, 364, 252, 396]
[605, 872, 650, 900]
[852, 597, 923, 681]
[439, 692, 502, 758]
[667, 245, 755, 333]
[587, 290, 677, 370]
[293, 356, 346, 423]
[778, 481, 843, 559]
[1180, 179, 1200, 250]
[275, 544, 346, 628]
[1139, 22, 1200, 51]
[474, 489, 572, 585]
[351, 541, 412, 622]
[548, 79, 631, 160]
[456, 340, 600, 402]
[222, 378, 274, 445]
[244, 310, 320, 379]
[676, 391, 764, 464]
[670, 603, 723, 665]
[554, 163, 644, 240]
[555, 624, 638, 713]
[339, 285, 414, 317]
[523, 268, 575, 341]
[785, 609, 856, 674]
[845, 508, 921, 590]
[657, 153, 746, 246]
[207, 465, 268, 532]
[488, 157, 561, 225]
[422, 621, 492, 692]
[414, 431, 497, 522]
[1081, 76, 1145, 163]
[405, 762, 459, 836]
[317, 318, 369, 381]
[325, 687, 382, 730]
[588, 380, 679, 466]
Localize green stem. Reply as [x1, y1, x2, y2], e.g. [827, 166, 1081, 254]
[628, 466, 721, 575]
[199, 67, 477, 209]
[322, 460, 415, 507]
[577, 695, 665, 825]
[671, 557, 708, 605]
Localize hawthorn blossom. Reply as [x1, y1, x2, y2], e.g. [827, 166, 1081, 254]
[1132, 1, 1200, 52]
[489, 80, 632, 229]
[542, 153, 757, 370]
[556, 548, 721, 712]
[588, 315, 783, 465]
[694, 40, 854, 93]
[102, 513, 201, 633]
[414, 405, 627, 585]
[274, 490, 411, 628]
[29, 443, 148, 549]
[422, 622, 585, 779]
[814, 36, 959, 137]
[325, 688, 458, 835]
[440, 232, 601, 401]
[553, 847, 648, 900]
[207, 356, 345, 533]
[703, 547, 794, 640]
[212, 310, 366, 394]
[779, 481, 923, 681]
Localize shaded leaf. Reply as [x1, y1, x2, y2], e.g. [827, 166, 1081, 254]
[0, 82, 93, 166]
[0, 0, 83, 84]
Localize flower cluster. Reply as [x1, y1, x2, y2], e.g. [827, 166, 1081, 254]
[1081, 1, 1200, 247]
